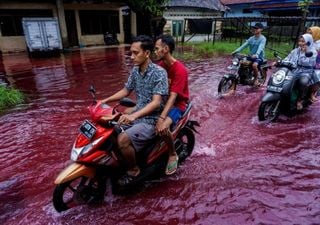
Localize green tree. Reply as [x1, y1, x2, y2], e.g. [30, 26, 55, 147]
[126, 0, 168, 16]
[298, 0, 313, 33]
[125, 0, 169, 37]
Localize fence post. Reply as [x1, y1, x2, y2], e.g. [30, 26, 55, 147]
[212, 19, 216, 45]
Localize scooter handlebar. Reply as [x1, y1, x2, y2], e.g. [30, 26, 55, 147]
[108, 121, 118, 126]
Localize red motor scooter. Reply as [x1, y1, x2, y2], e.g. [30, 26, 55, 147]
[52, 86, 199, 212]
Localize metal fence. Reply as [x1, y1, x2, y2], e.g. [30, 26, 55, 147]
[182, 16, 320, 48]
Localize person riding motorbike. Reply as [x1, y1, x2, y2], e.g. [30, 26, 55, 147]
[154, 34, 189, 175]
[232, 22, 267, 87]
[306, 26, 320, 102]
[101, 35, 168, 186]
[276, 33, 317, 110]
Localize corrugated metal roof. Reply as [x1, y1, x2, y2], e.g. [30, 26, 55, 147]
[168, 0, 228, 11]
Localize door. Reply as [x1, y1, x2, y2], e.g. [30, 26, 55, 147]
[65, 10, 78, 47]
[123, 11, 131, 44]
[44, 20, 62, 49]
[172, 20, 183, 37]
[24, 21, 44, 49]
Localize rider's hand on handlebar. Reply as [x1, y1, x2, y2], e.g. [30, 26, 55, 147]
[118, 114, 136, 125]
[99, 99, 107, 104]
[231, 51, 238, 56]
[300, 44, 307, 53]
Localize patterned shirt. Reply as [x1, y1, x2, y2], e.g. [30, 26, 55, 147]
[125, 62, 168, 125]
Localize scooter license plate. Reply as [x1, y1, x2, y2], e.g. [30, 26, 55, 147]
[267, 85, 282, 92]
[79, 120, 97, 140]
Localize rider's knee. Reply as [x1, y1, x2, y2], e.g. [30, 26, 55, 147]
[299, 76, 309, 86]
[118, 132, 131, 149]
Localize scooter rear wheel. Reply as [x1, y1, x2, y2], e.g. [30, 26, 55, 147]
[175, 127, 195, 163]
[218, 76, 237, 96]
[258, 101, 280, 122]
[257, 69, 267, 86]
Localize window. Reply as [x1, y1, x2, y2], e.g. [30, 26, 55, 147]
[243, 9, 253, 14]
[79, 10, 119, 35]
[0, 9, 52, 36]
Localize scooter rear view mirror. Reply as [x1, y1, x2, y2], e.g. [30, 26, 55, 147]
[120, 97, 136, 107]
[89, 85, 96, 103]
[305, 52, 313, 58]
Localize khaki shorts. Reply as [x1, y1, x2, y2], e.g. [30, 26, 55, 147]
[122, 122, 156, 152]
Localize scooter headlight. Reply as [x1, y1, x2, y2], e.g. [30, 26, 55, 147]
[70, 144, 92, 161]
[272, 70, 286, 85]
[232, 58, 239, 66]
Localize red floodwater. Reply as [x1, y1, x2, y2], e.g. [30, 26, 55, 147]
[0, 47, 320, 225]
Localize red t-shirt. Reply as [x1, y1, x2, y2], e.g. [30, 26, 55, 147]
[158, 60, 189, 111]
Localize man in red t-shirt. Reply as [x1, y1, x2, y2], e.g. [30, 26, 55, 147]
[154, 34, 189, 175]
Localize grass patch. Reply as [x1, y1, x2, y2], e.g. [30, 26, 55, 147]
[176, 40, 293, 61]
[0, 86, 24, 111]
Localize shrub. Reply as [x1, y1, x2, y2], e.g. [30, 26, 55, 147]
[0, 86, 24, 110]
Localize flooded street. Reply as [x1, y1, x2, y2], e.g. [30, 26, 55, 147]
[0, 47, 320, 225]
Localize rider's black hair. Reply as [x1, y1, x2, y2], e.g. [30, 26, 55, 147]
[131, 35, 154, 52]
[156, 34, 175, 54]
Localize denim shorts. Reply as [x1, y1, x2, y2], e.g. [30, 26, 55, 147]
[167, 107, 183, 126]
[248, 57, 263, 65]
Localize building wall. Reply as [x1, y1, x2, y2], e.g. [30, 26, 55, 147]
[0, 2, 57, 52]
[0, 1, 133, 53]
[0, 37, 27, 53]
[163, 8, 223, 42]
[224, 5, 264, 18]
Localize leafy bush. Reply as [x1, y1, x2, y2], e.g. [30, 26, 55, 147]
[177, 40, 293, 60]
[0, 86, 24, 110]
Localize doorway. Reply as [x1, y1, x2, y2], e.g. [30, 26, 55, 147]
[65, 10, 78, 47]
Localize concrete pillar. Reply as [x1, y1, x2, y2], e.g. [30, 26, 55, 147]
[56, 0, 69, 48]
[74, 10, 82, 46]
[131, 11, 137, 37]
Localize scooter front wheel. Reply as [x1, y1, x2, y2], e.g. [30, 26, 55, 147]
[258, 101, 280, 122]
[53, 176, 106, 212]
[218, 76, 237, 96]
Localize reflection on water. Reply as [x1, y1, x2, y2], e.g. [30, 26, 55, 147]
[0, 47, 319, 224]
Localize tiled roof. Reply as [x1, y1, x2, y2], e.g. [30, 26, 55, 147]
[221, 0, 320, 7]
[221, 0, 266, 5]
[168, 0, 228, 11]
[253, 1, 320, 9]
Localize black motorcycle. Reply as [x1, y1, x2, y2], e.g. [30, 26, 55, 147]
[218, 54, 269, 95]
[104, 32, 119, 45]
[258, 52, 313, 122]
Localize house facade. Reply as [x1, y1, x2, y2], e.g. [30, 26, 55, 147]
[163, 0, 228, 41]
[222, 0, 320, 18]
[0, 0, 137, 53]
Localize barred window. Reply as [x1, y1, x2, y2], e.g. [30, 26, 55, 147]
[79, 10, 119, 35]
